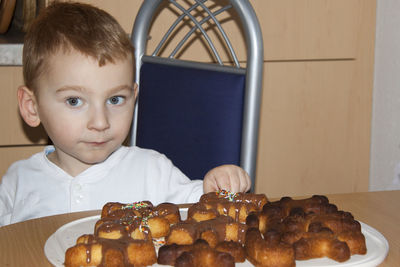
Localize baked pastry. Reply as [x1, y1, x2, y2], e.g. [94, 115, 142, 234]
[65, 234, 157, 267]
[64, 201, 180, 267]
[215, 240, 246, 262]
[95, 201, 180, 240]
[64, 193, 367, 266]
[247, 195, 367, 263]
[160, 191, 268, 266]
[188, 190, 268, 223]
[245, 227, 295, 267]
[292, 230, 351, 262]
[101, 202, 181, 225]
[158, 239, 237, 267]
[166, 215, 248, 247]
[252, 195, 337, 234]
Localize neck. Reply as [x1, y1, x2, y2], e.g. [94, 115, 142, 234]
[47, 151, 91, 177]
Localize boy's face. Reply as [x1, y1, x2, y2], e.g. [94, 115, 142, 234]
[34, 50, 136, 175]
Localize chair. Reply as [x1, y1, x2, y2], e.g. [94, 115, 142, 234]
[130, 0, 263, 192]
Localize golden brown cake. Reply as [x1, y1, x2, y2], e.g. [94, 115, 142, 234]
[64, 201, 180, 267]
[188, 190, 268, 223]
[245, 227, 295, 267]
[158, 239, 236, 267]
[166, 215, 247, 247]
[215, 240, 246, 262]
[64, 193, 367, 266]
[247, 195, 367, 263]
[65, 234, 157, 267]
[97, 201, 180, 239]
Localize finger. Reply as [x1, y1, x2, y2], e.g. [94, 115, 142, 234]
[228, 172, 240, 193]
[216, 172, 231, 191]
[203, 176, 218, 193]
[245, 173, 251, 192]
[237, 167, 250, 192]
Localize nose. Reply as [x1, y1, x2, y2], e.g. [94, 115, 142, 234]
[87, 104, 110, 131]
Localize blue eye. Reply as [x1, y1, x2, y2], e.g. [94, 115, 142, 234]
[66, 97, 82, 107]
[107, 96, 125, 105]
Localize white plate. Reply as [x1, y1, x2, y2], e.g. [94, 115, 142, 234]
[44, 210, 389, 267]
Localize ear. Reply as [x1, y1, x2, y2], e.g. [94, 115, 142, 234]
[17, 86, 41, 127]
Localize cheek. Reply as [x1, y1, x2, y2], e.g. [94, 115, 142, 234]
[40, 111, 84, 140]
[109, 109, 133, 135]
[113, 111, 133, 130]
[46, 122, 81, 143]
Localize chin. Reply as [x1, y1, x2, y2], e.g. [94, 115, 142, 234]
[79, 151, 114, 165]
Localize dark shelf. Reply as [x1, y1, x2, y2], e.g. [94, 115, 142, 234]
[0, 26, 24, 44]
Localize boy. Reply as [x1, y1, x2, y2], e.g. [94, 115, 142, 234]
[0, 2, 250, 226]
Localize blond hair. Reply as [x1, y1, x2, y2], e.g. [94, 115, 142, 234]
[23, 2, 134, 92]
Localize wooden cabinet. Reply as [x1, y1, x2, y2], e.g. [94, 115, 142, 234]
[0, 146, 45, 177]
[257, 0, 360, 60]
[62, 0, 361, 62]
[257, 60, 371, 196]
[0, 67, 47, 178]
[255, 0, 375, 197]
[0, 0, 376, 198]
[0, 67, 47, 146]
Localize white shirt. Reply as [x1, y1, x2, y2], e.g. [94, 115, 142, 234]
[0, 145, 203, 226]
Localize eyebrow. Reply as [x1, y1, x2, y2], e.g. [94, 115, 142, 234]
[55, 86, 85, 93]
[108, 85, 135, 94]
[55, 85, 134, 94]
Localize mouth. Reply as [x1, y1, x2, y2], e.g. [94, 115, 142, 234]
[86, 141, 108, 146]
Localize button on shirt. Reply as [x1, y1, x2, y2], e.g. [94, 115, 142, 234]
[0, 146, 203, 226]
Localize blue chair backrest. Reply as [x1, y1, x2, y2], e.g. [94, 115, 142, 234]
[136, 59, 246, 179]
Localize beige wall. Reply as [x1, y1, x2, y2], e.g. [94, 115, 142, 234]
[370, 0, 400, 191]
[0, 0, 376, 198]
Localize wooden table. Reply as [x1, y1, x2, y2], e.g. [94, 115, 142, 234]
[0, 191, 398, 266]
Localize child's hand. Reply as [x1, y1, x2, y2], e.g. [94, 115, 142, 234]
[203, 164, 251, 193]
